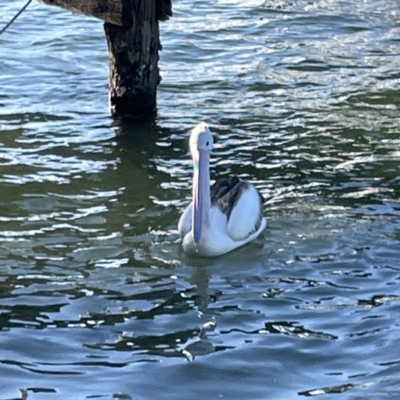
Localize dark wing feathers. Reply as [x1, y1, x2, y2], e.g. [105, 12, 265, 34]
[211, 176, 264, 219]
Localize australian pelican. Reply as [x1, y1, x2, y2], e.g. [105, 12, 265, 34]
[178, 122, 267, 257]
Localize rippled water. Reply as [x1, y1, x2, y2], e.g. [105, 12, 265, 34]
[1, 0, 400, 398]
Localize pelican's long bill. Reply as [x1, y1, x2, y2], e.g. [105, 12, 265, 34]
[192, 149, 210, 244]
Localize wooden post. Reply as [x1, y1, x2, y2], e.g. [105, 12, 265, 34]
[40, 0, 126, 26]
[104, 3, 159, 118]
[39, 0, 172, 118]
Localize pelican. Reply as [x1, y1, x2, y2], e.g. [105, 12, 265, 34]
[178, 122, 267, 257]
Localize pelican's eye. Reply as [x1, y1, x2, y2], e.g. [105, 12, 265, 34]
[206, 141, 209, 146]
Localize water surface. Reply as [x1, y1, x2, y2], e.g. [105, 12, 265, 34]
[1, 0, 400, 399]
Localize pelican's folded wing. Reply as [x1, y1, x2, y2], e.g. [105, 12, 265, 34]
[227, 183, 264, 240]
[211, 178, 264, 241]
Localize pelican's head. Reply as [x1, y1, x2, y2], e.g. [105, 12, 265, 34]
[190, 122, 213, 245]
[190, 122, 214, 157]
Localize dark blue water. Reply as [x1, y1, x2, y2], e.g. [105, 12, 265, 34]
[1, 0, 400, 399]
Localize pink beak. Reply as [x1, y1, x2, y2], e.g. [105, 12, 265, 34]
[192, 149, 209, 244]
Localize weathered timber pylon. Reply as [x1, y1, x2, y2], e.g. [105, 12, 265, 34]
[40, 0, 172, 118]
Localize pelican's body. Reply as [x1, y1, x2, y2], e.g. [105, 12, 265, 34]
[178, 122, 267, 257]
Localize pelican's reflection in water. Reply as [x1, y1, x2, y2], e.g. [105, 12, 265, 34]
[181, 264, 218, 361]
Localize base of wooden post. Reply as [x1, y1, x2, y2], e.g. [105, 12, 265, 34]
[104, 1, 163, 118]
